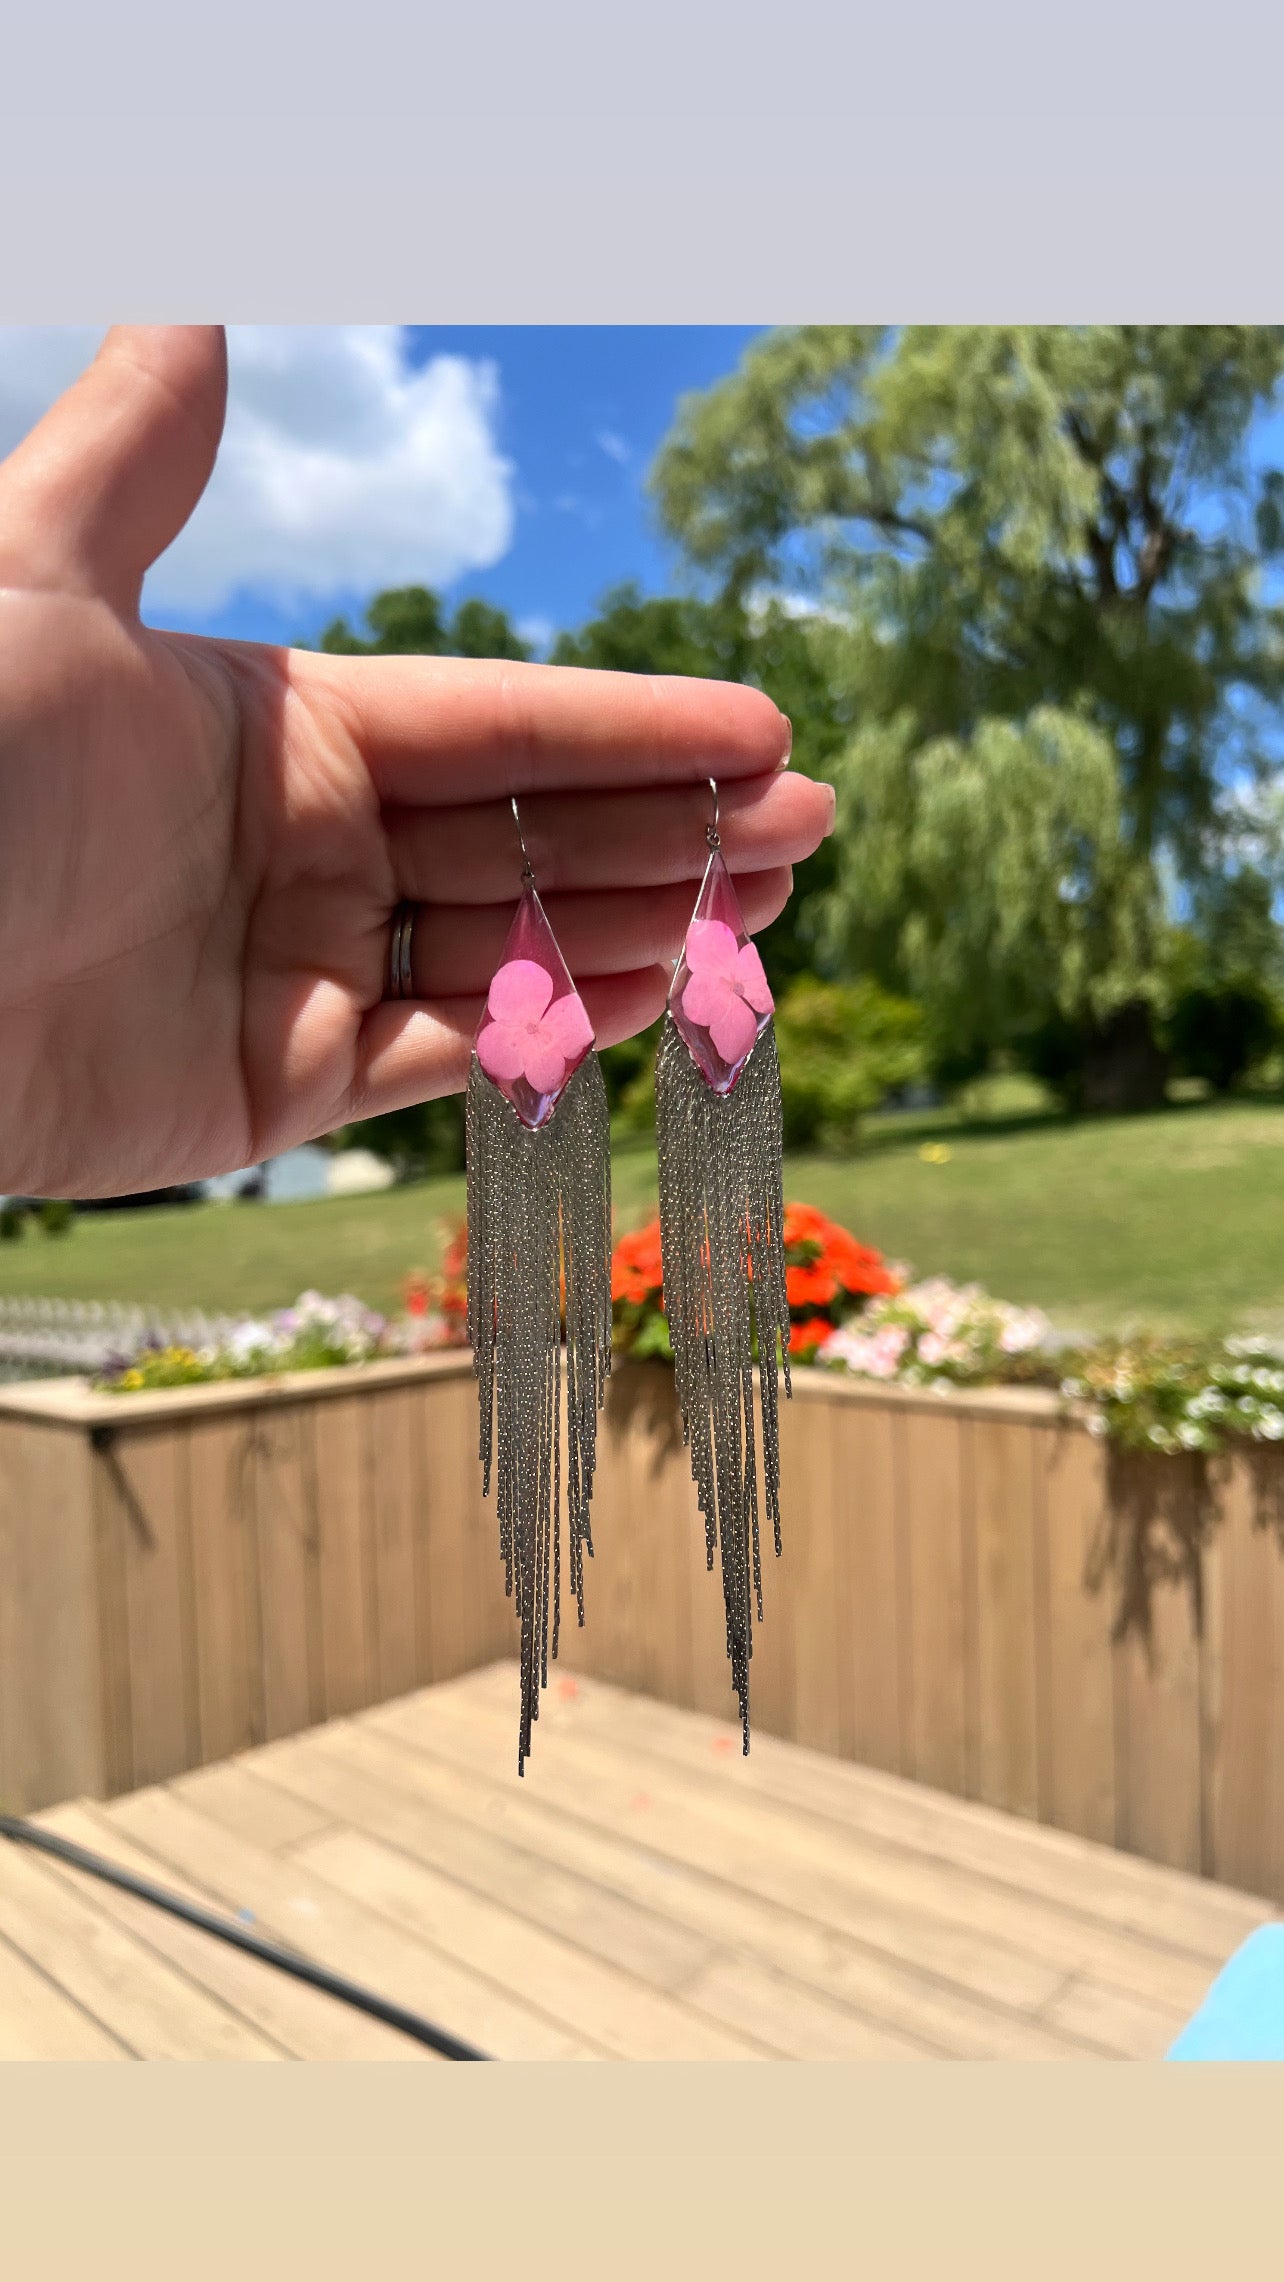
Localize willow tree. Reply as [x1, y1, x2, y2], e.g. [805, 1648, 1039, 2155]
[653, 327, 1284, 1105]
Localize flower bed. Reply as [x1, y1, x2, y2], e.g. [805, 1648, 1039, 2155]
[90, 1203, 1284, 1465]
[99, 1231, 470, 1392]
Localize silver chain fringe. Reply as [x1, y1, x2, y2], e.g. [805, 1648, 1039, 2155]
[466, 1050, 612, 1774]
[655, 1014, 791, 1752]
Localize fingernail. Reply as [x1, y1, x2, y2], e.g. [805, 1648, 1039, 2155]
[823, 784, 837, 835]
[779, 715, 793, 766]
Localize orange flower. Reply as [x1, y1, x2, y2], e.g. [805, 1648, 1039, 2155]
[787, 1262, 840, 1309]
[783, 1201, 831, 1244]
[611, 1201, 895, 1361]
[612, 1219, 666, 1305]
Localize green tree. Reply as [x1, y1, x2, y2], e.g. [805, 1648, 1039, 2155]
[554, 582, 850, 989]
[319, 586, 531, 661]
[653, 326, 1284, 1107]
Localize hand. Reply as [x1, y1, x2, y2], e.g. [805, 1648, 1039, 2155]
[0, 327, 834, 1197]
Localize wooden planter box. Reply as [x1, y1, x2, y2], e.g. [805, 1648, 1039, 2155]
[2, 1357, 1282, 1906]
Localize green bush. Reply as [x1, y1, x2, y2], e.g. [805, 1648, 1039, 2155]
[774, 977, 927, 1149]
[38, 1198, 73, 1237]
[1165, 982, 1279, 1095]
[0, 1201, 25, 1241]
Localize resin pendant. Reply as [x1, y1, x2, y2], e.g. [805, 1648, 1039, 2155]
[655, 837, 790, 1754]
[667, 847, 774, 1091]
[467, 877, 611, 1775]
[475, 883, 595, 1129]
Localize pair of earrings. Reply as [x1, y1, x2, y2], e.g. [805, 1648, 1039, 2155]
[466, 785, 791, 1773]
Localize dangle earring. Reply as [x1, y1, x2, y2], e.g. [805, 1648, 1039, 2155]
[654, 779, 791, 1753]
[466, 797, 612, 1774]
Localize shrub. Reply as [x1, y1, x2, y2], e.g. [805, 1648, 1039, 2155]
[38, 1198, 73, 1237]
[1165, 982, 1279, 1095]
[773, 977, 926, 1148]
[0, 1202, 25, 1240]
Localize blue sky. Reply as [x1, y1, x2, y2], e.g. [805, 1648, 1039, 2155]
[149, 327, 765, 654]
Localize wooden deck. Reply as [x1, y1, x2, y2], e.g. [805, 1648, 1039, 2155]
[0, 1661, 1271, 2060]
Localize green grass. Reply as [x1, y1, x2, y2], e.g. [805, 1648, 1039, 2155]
[3, 1094, 1284, 1337]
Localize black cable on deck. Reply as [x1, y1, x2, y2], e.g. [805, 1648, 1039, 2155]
[0, 1812, 488, 2061]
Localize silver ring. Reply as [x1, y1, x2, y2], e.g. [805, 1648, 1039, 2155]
[386, 901, 417, 1000]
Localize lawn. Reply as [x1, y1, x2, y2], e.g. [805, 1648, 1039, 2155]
[2, 1095, 1283, 1337]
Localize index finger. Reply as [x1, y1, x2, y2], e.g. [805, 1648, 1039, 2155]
[299, 652, 792, 803]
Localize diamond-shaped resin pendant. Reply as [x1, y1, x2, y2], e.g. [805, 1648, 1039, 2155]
[668, 848, 775, 1094]
[474, 883, 595, 1130]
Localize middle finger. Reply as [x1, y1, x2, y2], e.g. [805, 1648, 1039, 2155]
[385, 770, 833, 904]
[406, 869, 794, 1001]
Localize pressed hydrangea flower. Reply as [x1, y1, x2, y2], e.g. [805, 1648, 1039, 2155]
[477, 959, 593, 1094]
[679, 920, 774, 1065]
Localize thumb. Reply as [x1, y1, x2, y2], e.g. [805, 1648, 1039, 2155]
[0, 326, 227, 616]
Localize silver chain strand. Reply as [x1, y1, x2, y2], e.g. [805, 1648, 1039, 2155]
[466, 1050, 612, 1773]
[655, 1013, 791, 1752]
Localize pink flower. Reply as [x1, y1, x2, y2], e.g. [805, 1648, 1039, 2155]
[680, 919, 774, 1064]
[476, 958, 593, 1094]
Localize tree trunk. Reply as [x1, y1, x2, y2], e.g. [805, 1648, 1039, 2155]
[1079, 1000, 1170, 1114]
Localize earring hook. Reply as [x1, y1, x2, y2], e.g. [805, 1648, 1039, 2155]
[511, 794, 536, 886]
[707, 777, 721, 852]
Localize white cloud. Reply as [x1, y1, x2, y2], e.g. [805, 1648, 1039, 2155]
[596, 428, 630, 465]
[0, 326, 516, 614]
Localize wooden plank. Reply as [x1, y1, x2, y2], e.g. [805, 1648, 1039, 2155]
[1112, 1474, 1205, 1877]
[263, 1716, 953, 2062]
[365, 1388, 420, 1704]
[99, 1781, 596, 2059]
[251, 1406, 322, 1743]
[281, 1717, 1082, 2058]
[562, 1664, 1267, 1962]
[255, 1719, 712, 1993]
[311, 1395, 374, 1717]
[101, 1428, 200, 1789]
[560, 1366, 698, 1716]
[418, 1372, 515, 1686]
[971, 1416, 1041, 1819]
[0, 1926, 125, 2059]
[675, 1417, 748, 1729]
[831, 1400, 902, 1777]
[290, 1797, 926, 2059]
[655, 1951, 934, 2060]
[400, 1675, 1238, 2020]
[1040, 1425, 1116, 1847]
[371, 1692, 1119, 2056]
[558, 1371, 648, 1695]
[1040, 1972, 1190, 2060]
[768, 1384, 835, 1754]
[1209, 1455, 1284, 1903]
[293, 1824, 766, 2059]
[170, 1758, 337, 1854]
[92, 1431, 134, 1798]
[0, 1833, 280, 2058]
[39, 1802, 428, 2061]
[898, 1408, 969, 1794]
[186, 1415, 260, 1764]
[0, 1422, 105, 1813]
